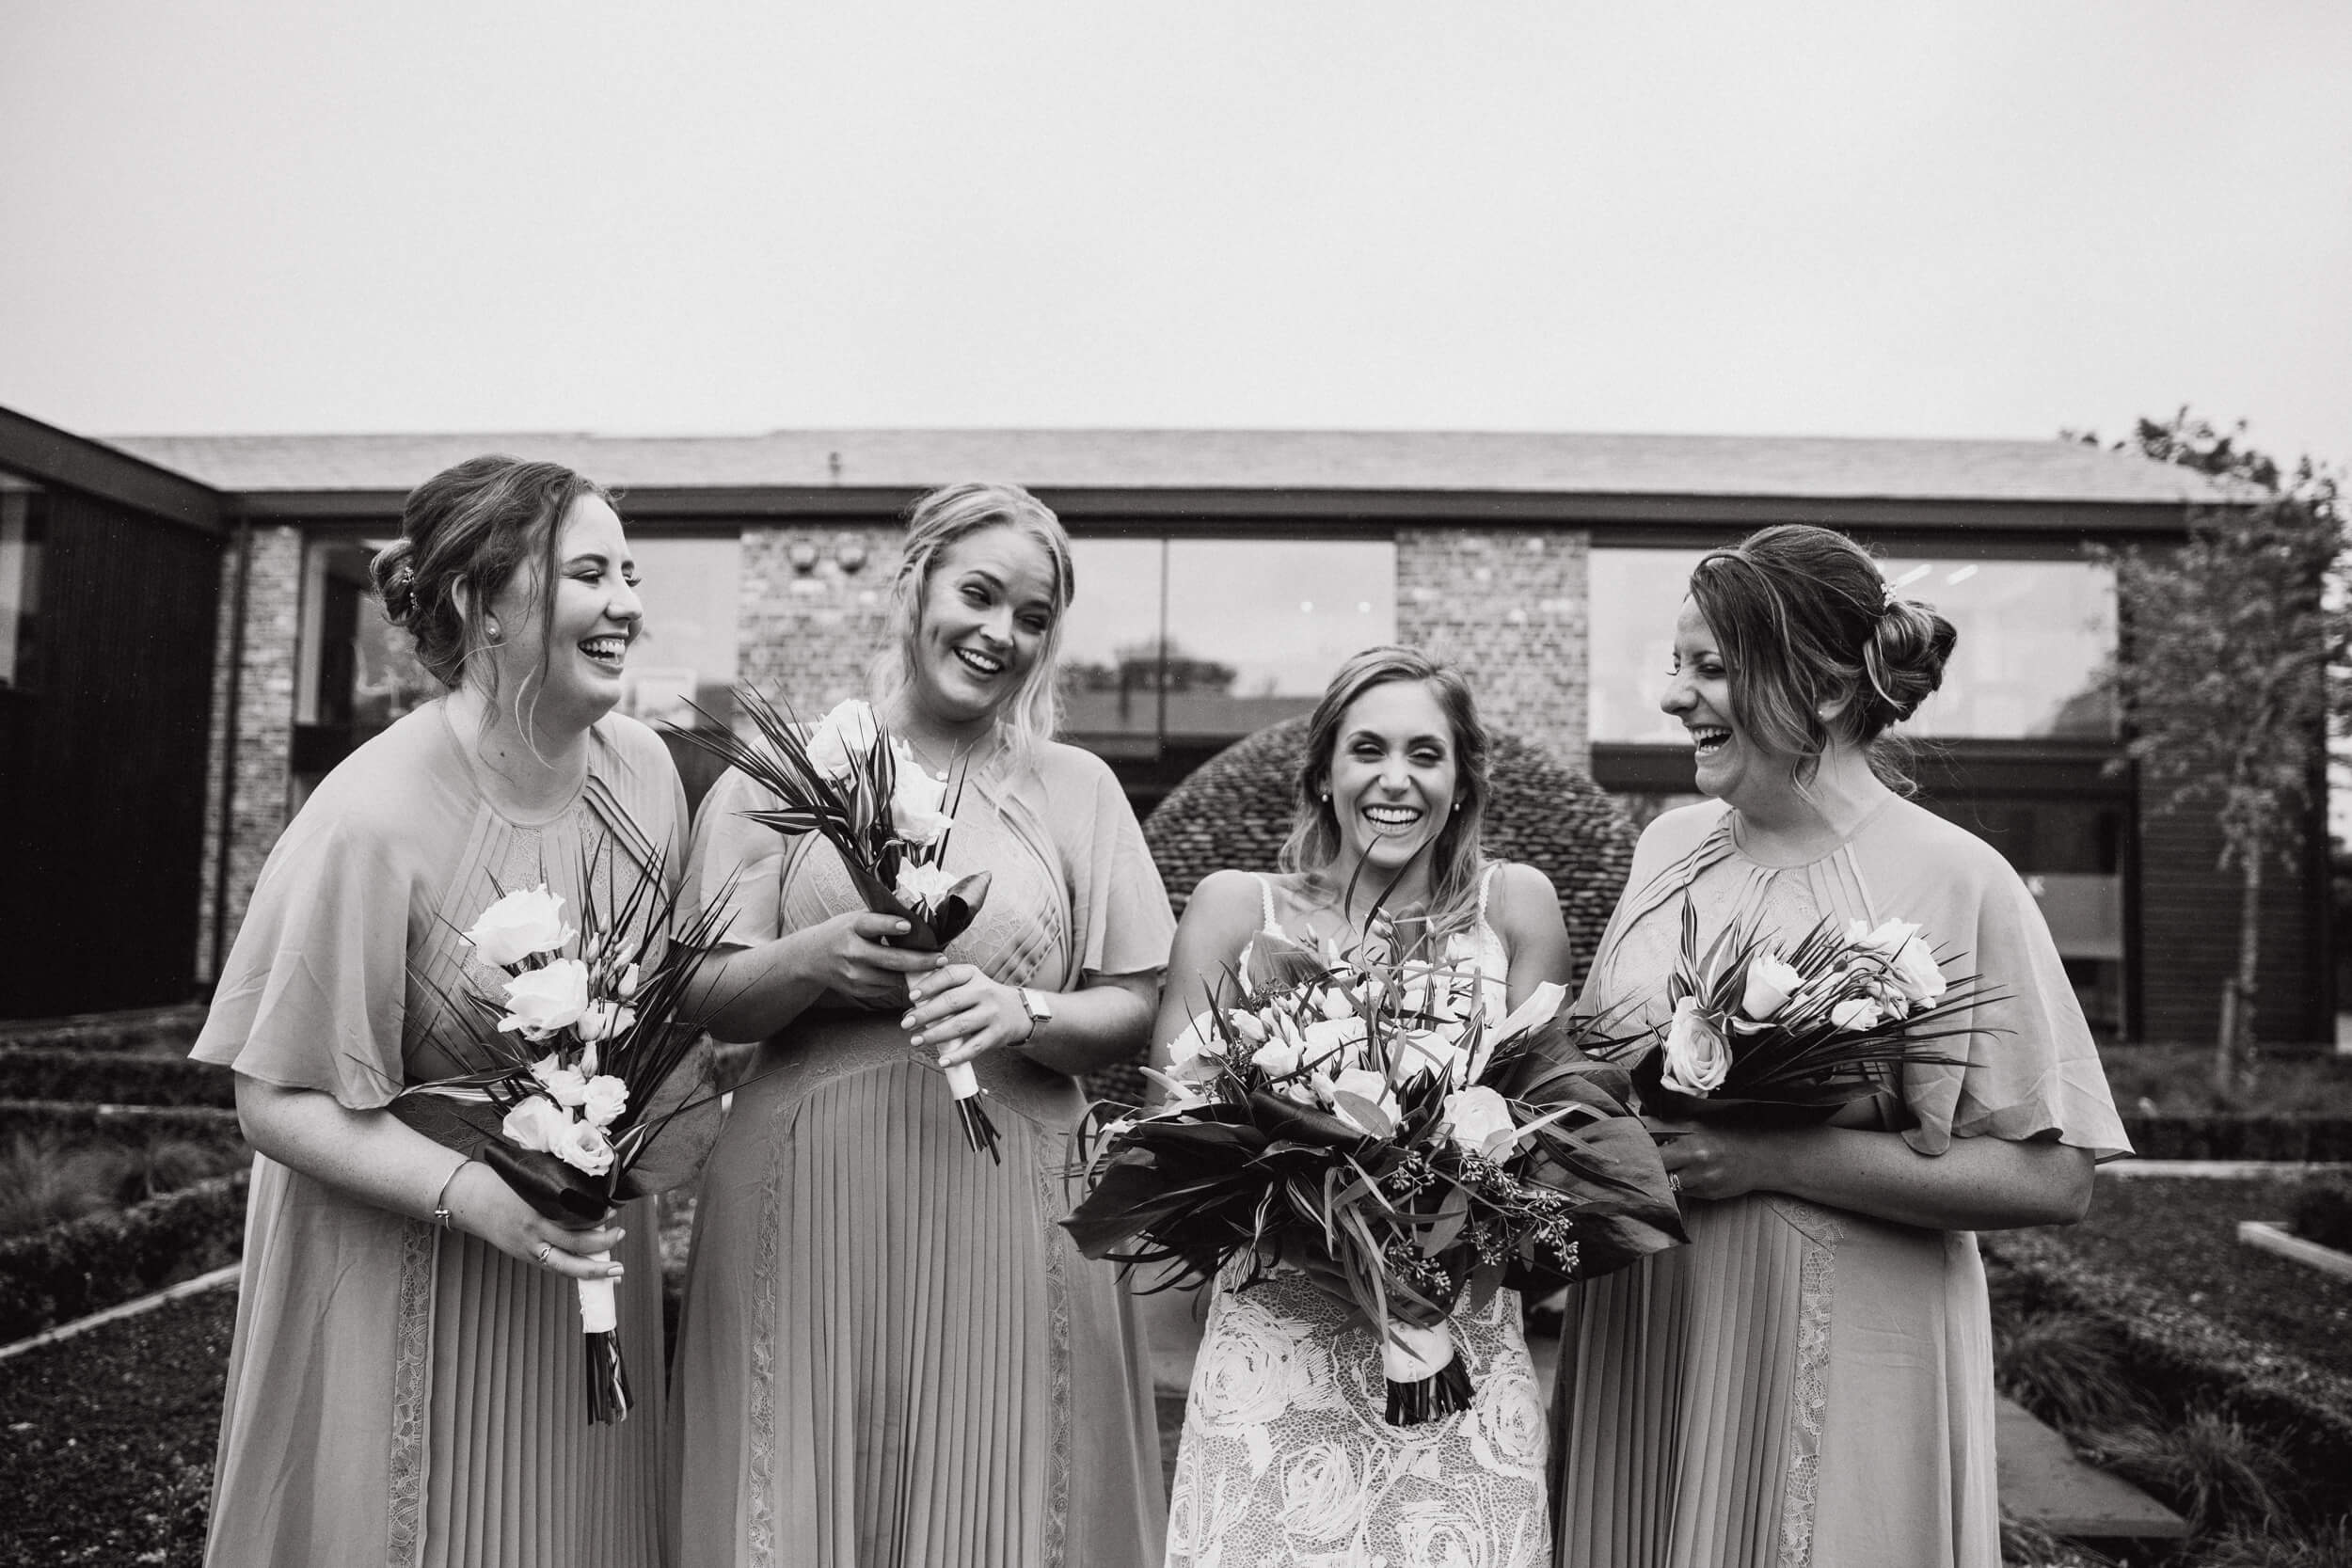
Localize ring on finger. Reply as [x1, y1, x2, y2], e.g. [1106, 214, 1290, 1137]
[1668, 1173, 1683, 1195]
[533, 1241, 554, 1266]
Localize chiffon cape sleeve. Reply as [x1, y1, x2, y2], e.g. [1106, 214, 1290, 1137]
[189, 788, 420, 1110]
[1879, 814, 2134, 1162]
[684, 764, 800, 952]
[1041, 742, 1176, 981]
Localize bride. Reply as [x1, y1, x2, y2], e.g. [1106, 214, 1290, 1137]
[1152, 646, 1572, 1568]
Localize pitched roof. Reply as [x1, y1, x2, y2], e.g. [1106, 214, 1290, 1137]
[99, 427, 2230, 507]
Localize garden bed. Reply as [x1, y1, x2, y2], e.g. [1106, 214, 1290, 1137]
[1985, 1173, 2352, 1542]
[0, 1050, 232, 1109]
[0, 1171, 250, 1343]
[0, 1285, 228, 1567]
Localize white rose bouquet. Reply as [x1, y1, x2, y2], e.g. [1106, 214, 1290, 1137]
[670, 688, 1000, 1159]
[385, 863, 733, 1424]
[1627, 902, 1985, 1126]
[1066, 930, 1684, 1426]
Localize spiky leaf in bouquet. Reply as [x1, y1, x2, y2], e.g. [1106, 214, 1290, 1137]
[663, 685, 1004, 1156]
[1623, 907, 1989, 1124]
[1065, 943, 1684, 1424]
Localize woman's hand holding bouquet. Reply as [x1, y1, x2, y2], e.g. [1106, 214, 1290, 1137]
[1066, 932, 1685, 1425]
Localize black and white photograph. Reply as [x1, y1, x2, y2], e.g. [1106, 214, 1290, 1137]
[2, 5, 2348, 1565]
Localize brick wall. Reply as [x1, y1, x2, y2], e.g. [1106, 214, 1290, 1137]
[195, 524, 303, 976]
[738, 523, 905, 710]
[1395, 527, 1592, 773]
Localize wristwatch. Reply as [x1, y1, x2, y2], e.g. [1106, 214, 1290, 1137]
[1017, 986, 1055, 1042]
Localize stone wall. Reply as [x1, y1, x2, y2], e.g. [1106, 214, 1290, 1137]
[737, 522, 905, 710]
[194, 523, 302, 977]
[1395, 527, 1591, 772]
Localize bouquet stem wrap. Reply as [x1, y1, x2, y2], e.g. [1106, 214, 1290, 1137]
[1382, 1318, 1472, 1426]
[942, 1059, 1003, 1163]
[576, 1252, 632, 1424]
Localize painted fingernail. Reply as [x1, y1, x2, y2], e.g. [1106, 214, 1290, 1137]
[910, 1032, 925, 1046]
[896, 922, 911, 934]
[607, 1265, 625, 1278]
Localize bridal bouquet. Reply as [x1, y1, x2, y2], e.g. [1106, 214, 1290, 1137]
[1627, 907, 1984, 1124]
[671, 689, 1001, 1159]
[1065, 933, 1685, 1425]
[388, 863, 730, 1423]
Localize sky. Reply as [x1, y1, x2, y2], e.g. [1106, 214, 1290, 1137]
[3, 2, 2347, 467]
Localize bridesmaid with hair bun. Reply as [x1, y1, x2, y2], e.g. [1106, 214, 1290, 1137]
[1549, 524, 2131, 1568]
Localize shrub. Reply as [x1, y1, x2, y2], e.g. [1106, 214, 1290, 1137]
[2190, 1514, 2352, 1568]
[1997, 1514, 2115, 1568]
[1994, 1307, 2149, 1432]
[2078, 1411, 2288, 1536]
[2284, 1176, 2352, 1252]
[2119, 1114, 2352, 1162]
[0, 1100, 243, 1147]
[0, 1170, 248, 1342]
[0, 1050, 233, 1108]
[0, 1132, 120, 1238]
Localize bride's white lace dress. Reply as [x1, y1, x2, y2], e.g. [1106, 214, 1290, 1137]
[1163, 871, 1551, 1568]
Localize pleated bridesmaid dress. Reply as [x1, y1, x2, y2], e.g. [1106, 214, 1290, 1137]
[192, 704, 688, 1568]
[1549, 797, 2131, 1568]
[668, 740, 1172, 1568]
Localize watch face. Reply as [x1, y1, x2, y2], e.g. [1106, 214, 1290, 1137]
[1025, 987, 1054, 1022]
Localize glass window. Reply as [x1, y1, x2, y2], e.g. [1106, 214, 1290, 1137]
[1588, 546, 2118, 743]
[1057, 535, 1397, 756]
[295, 532, 742, 781]
[0, 475, 45, 691]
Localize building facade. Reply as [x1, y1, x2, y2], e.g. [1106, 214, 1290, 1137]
[0, 416, 2321, 1046]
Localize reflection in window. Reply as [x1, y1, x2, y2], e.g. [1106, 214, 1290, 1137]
[1587, 546, 2118, 744]
[0, 474, 45, 691]
[1058, 536, 1397, 755]
[295, 533, 742, 776]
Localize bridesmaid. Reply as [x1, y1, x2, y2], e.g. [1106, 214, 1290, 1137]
[669, 482, 1172, 1568]
[1549, 524, 2132, 1568]
[193, 456, 685, 1566]
[1156, 645, 1572, 1568]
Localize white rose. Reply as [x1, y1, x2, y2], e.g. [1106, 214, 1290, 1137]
[1250, 1037, 1304, 1077]
[1740, 951, 1804, 1022]
[575, 1000, 636, 1042]
[1298, 1014, 1368, 1070]
[1402, 1026, 1470, 1086]
[1443, 1085, 1519, 1157]
[1229, 1010, 1268, 1047]
[501, 1093, 570, 1154]
[1660, 995, 1731, 1097]
[1327, 1066, 1399, 1134]
[551, 1115, 616, 1177]
[1846, 916, 1922, 958]
[580, 1074, 628, 1129]
[462, 884, 573, 969]
[1883, 935, 1947, 1010]
[1314, 985, 1356, 1022]
[889, 768, 956, 847]
[1277, 1442, 1364, 1543]
[894, 860, 960, 913]
[529, 1053, 592, 1107]
[500, 959, 591, 1039]
[1831, 997, 1884, 1032]
[803, 699, 880, 779]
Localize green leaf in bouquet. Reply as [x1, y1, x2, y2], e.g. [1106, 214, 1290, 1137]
[1242, 1089, 1372, 1151]
[928, 870, 993, 947]
[1329, 1090, 1393, 1139]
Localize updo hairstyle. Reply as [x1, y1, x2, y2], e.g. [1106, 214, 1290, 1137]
[1687, 524, 1957, 786]
[1279, 644, 1493, 940]
[369, 456, 613, 692]
[876, 482, 1077, 757]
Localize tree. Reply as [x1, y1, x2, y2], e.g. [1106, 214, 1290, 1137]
[2091, 411, 2344, 1092]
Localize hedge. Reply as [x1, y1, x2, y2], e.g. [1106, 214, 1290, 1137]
[1980, 1227, 2352, 1531]
[0, 1004, 208, 1055]
[0, 1100, 244, 1148]
[2120, 1114, 2352, 1162]
[0, 1050, 234, 1109]
[0, 1171, 249, 1343]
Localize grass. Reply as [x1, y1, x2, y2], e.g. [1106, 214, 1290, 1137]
[0, 1288, 230, 1567]
[2058, 1173, 2352, 1380]
[2101, 1043, 2352, 1117]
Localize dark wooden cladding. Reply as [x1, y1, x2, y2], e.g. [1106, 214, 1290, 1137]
[0, 487, 222, 1016]
[2135, 775, 2328, 1047]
